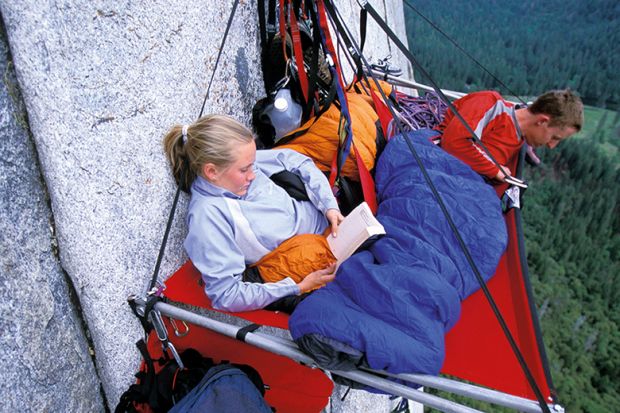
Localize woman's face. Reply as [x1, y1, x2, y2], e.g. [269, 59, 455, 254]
[208, 140, 257, 196]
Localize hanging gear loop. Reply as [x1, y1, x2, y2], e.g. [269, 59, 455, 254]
[150, 308, 185, 368]
[169, 317, 190, 338]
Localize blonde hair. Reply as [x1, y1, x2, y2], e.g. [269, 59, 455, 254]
[163, 115, 254, 192]
[529, 89, 584, 131]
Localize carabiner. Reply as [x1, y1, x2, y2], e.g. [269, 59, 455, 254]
[169, 317, 190, 338]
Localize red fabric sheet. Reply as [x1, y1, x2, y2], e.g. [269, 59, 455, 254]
[164, 203, 553, 404]
[443, 202, 553, 401]
[160, 262, 333, 412]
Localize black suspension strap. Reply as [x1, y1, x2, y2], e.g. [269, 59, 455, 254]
[236, 323, 261, 342]
[333, 2, 551, 412]
[198, 0, 241, 120]
[147, 0, 241, 293]
[148, 187, 182, 293]
[403, 0, 528, 106]
[258, 0, 267, 50]
[358, 2, 524, 189]
[359, 8, 367, 53]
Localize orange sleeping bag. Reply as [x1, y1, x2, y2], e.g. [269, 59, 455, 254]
[254, 233, 335, 286]
[279, 80, 393, 180]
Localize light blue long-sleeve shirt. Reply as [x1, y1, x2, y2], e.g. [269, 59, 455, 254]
[185, 148, 339, 312]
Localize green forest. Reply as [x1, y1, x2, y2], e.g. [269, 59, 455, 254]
[403, 0, 620, 109]
[403, 1, 620, 412]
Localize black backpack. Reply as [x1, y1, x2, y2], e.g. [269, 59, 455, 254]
[254, 0, 335, 148]
[168, 363, 272, 413]
[115, 340, 270, 413]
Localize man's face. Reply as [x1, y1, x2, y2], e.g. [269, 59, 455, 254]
[524, 118, 577, 149]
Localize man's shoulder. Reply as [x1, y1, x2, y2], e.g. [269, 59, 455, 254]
[462, 90, 504, 103]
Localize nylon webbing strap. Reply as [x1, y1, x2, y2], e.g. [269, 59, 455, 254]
[315, 0, 356, 187]
[267, 0, 277, 44]
[359, 8, 367, 53]
[314, 0, 378, 212]
[258, 0, 267, 49]
[148, 185, 182, 291]
[236, 323, 261, 342]
[148, 0, 240, 293]
[357, 4, 512, 183]
[322, 0, 364, 83]
[354, 2, 551, 411]
[304, 0, 322, 118]
[288, 0, 310, 104]
[278, 0, 289, 61]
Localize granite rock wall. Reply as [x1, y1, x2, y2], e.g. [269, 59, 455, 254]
[0, 1, 412, 409]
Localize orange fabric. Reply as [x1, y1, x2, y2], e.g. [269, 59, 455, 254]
[365, 79, 394, 100]
[351, 79, 394, 107]
[253, 234, 335, 286]
[279, 87, 385, 181]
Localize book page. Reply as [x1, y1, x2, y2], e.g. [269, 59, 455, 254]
[326, 202, 385, 266]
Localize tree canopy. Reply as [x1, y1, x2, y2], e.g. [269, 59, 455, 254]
[405, 2, 620, 411]
[404, 0, 620, 109]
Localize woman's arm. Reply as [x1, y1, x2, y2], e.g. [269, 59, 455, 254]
[256, 149, 339, 214]
[185, 202, 300, 312]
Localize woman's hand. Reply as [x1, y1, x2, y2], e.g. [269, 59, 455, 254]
[494, 165, 512, 182]
[325, 208, 345, 237]
[298, 263, 337, 294]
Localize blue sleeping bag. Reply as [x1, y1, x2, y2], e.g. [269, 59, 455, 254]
[289, 129, 508, 376]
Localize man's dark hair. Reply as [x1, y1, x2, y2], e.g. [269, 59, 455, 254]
[529, 89, 584, 131]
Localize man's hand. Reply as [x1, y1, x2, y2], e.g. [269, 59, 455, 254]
[325, 208, 345, 237]
[494, 165, 512, 181]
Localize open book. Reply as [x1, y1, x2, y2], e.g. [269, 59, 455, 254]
[327, 202, 386, 269]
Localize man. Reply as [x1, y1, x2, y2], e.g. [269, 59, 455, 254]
[436, 89, 584, 182]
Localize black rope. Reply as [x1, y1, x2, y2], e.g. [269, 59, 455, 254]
[371, 5, 516, 184]
[198, 0, 241, 119]
[148, 187, 182, 292]
[147, 0, 240, 292]
[403, 0, 528, 106]
[333, 2, 551, 412]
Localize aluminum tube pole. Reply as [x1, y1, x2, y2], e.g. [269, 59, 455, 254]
[361, 368, 553, 413]
[330, 369, 484, 413]
[154, 301, 482, 413]
[254, 331, 300, 349]
[367, 70, 522, 107]
[154, 301, 320, 364]
[366, 69, 465, 99]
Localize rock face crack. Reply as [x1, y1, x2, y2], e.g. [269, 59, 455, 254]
[92, 115, 116, 129]
[0, 16, 105, 412]
[96, 10, 117, 19]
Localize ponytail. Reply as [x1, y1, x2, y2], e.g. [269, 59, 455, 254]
[163, 125, 195, 193]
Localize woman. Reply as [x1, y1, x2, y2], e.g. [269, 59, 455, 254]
[163, 115, 343, 312]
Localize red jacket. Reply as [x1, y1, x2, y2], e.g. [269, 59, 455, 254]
[435, 91, 523, 179]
